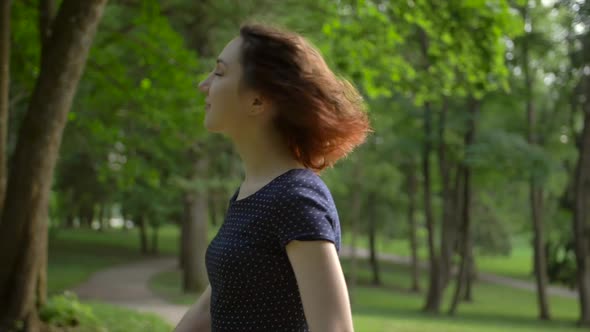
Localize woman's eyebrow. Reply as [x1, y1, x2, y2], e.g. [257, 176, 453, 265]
[216, 58, 227, 66]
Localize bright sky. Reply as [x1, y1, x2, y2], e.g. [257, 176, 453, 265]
[541, 0, 557, 6]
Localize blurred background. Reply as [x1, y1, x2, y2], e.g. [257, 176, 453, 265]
[1, 0, 589, 331]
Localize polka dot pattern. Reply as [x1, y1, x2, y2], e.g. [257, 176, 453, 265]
[205, 168, 341, 331]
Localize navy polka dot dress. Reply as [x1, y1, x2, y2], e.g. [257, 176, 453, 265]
[205, 168, 341, 331]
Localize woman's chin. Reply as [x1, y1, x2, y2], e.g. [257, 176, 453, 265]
[204, 117, 223, 133]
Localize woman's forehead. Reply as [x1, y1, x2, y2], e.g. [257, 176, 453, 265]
[218, 37, 242, 67]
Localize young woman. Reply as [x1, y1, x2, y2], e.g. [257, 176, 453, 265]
[174, 24, 370, 332]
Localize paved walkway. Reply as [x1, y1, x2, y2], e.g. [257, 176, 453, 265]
[340, 246, 577, 298]
[71, 247, 577, 326]
[71, 257, 189, 325]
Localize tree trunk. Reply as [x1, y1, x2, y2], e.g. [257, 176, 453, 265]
[122, 209, 130, 232]
[97, 203, 105, 231]
[138, 215, 148, 255]
[36, 0, 53, 253]
[36, 210, 48, 309]
[422, 100, 442, 313]
[180, 200, 188, 268]
[520, 6, 551, 318]
[80, 205, 93, 228]
[367, 192, 381, 286]
[518, 4, 551, 320]
[573, 99, 590, 326]
[405, 162, 420, 292]
[65, 213, 74, 228]
[39, 0, 56, 56]
[151, 224, 159, 255]
[0, 1, 107, 329]
[348, 161, 362, 306]
[437, 99, 456, 289]
[183, 157, 210, 293]
[101, 204, 110, 230]
[449, 203, 470, 315]
[448, 97, 478, 315]
[463, 246, 474, 302]
[121, 210, 130, 232]
[531, 185, 550, 320]
[418, 27, 443, 313]
[0, 0, 10, 216]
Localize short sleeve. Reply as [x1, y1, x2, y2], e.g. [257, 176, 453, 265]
[274, 184, 337, 248]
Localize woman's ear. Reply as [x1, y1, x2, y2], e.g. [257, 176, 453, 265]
[250, 96, 268, 116]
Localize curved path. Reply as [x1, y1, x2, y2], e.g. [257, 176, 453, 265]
[339, 246, 577, 299]
[71, 257, 189, 325]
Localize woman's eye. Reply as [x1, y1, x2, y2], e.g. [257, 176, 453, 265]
[214, 72, 223, 76]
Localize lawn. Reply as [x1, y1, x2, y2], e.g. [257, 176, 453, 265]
[78, 302, 171, 332]
[47, 225, 219, 294]
[49, 226, 579, 332]
[340, 232, 534, 281]
[47, 228, 174, 331]
[50, 224, 535, 290]
[150, 258, 581, 332]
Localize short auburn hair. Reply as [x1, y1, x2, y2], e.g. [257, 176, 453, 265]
[239, 24, 371, 172]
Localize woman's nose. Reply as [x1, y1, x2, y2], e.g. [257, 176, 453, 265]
[198, 77, 210, 93]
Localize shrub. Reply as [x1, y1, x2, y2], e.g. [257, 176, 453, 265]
[39, 291, 98, 328]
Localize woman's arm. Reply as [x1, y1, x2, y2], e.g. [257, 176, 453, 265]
[173, 284, 212, 332]
[286, 240, 354, 332]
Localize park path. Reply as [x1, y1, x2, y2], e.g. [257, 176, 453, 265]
[71, 246, 577, 326]
[71, 257, 189, 325]
[339, 246, 577, 299]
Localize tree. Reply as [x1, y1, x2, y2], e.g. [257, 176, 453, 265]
[182, 151, 210, 292]
[449, 97, 480, 315]
[0, 1, 107, 330]
[0, 0, 11, 215]
[321, 0, 520, 313]
[523, 3, 551, 319]
[572, 87, 590, 326]
[402, 161, 421, 292]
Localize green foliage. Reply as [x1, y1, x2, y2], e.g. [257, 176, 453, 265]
[87, 302, 171, 332]
[545, 238, 577, 289]
[38, 298, 172, 332]
[40, 292, 98, 328]
[9, 0, 586, 325]
[321, 0, 522, 103]
[467, 130, 555, 183]
[43, 0, 209, 228]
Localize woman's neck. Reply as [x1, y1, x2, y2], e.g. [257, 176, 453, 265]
[231, 126, 303, 183]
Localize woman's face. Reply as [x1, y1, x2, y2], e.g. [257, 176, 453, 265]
[198, 37, 258, 136]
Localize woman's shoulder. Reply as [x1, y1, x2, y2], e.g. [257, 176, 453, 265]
[278, 168, 335, 207]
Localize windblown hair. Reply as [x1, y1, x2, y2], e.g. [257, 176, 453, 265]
[239, 24, 371, 172]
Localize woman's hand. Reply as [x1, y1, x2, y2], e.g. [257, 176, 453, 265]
[173, 284, 212, 332]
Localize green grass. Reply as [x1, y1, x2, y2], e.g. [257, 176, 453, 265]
[48, 224, 534, 295]
[47, 228, 175, 331]
[341, 232, 534, 281]
[347, 259, 580, 332]
[73, 302, 171, 332]
[48, 228, 145, 294]
[149, 258, 581, 332]
[47, 225, 220, 294]
[41, 299, 171, 331]
[148, 269, 203, 305]
[50, 226, 579, 331]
